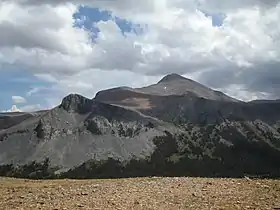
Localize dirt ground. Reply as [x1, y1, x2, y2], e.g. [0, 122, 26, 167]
[0, 177, 279, 210]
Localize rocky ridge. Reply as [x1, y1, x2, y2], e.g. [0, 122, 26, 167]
[0, 74, 280, 179]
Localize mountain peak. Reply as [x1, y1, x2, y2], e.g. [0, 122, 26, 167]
[157, 73, 187, 84]
[60, 94, 93, 113]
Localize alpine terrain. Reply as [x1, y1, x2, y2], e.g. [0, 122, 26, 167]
[1, 73, 280, 179]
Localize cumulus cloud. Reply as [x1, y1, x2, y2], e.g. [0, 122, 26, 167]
[2, 105, 21, 112]
[198, 0, 280, 12]
[1, 0, 280, 109]
[33, 69, 162, 107]
[1, 104, 42, 113]
[12, 95, 27, 104]
[19, 104, 42, 112]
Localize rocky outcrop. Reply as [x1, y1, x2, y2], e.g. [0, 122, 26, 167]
[59, 94, 94, 113]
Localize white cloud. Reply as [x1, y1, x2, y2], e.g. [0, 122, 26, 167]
[19, 104, 43, 112]
[2, 105, 21, 112]
[12, 95, 26, 104]
[198, 0, 280, 12]
[33, 69, 161, 107]
[1, 0, 280, 108]
[1, 104, 42, 113]
[26, 87, 47, 97]
[217, 84, 271, 102]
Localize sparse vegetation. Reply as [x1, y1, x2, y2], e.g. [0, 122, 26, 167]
[1, 128, 280, 179]
[0, 158, 57, 179]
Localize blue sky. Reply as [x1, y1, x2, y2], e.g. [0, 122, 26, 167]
[0, 6, 225, 111]
[201, 11, 226, 27]
[0, 68, 50, 111]
[73, 6, 143, 39]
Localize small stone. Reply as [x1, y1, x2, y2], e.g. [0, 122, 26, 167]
[263, 185, 269, 188]
[77, 204, 84, 207]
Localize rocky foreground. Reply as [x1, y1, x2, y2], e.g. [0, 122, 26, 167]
[0, 177, 280, 210]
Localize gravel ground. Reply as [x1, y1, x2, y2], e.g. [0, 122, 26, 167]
[0, 177, 279, 210]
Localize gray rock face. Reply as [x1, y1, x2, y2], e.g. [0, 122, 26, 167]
[0, 95, 173, 170]
[60, 94, 93, 113]
[1, 74, 280, 178]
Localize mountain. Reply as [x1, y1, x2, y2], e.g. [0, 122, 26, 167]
[1, 74, 280, 179]
[0, 94, 175, 167]
[138, 73, 238, 101]
[94, 73, 238, 110]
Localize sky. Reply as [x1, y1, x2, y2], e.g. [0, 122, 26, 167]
[0, 0, 280, 112]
